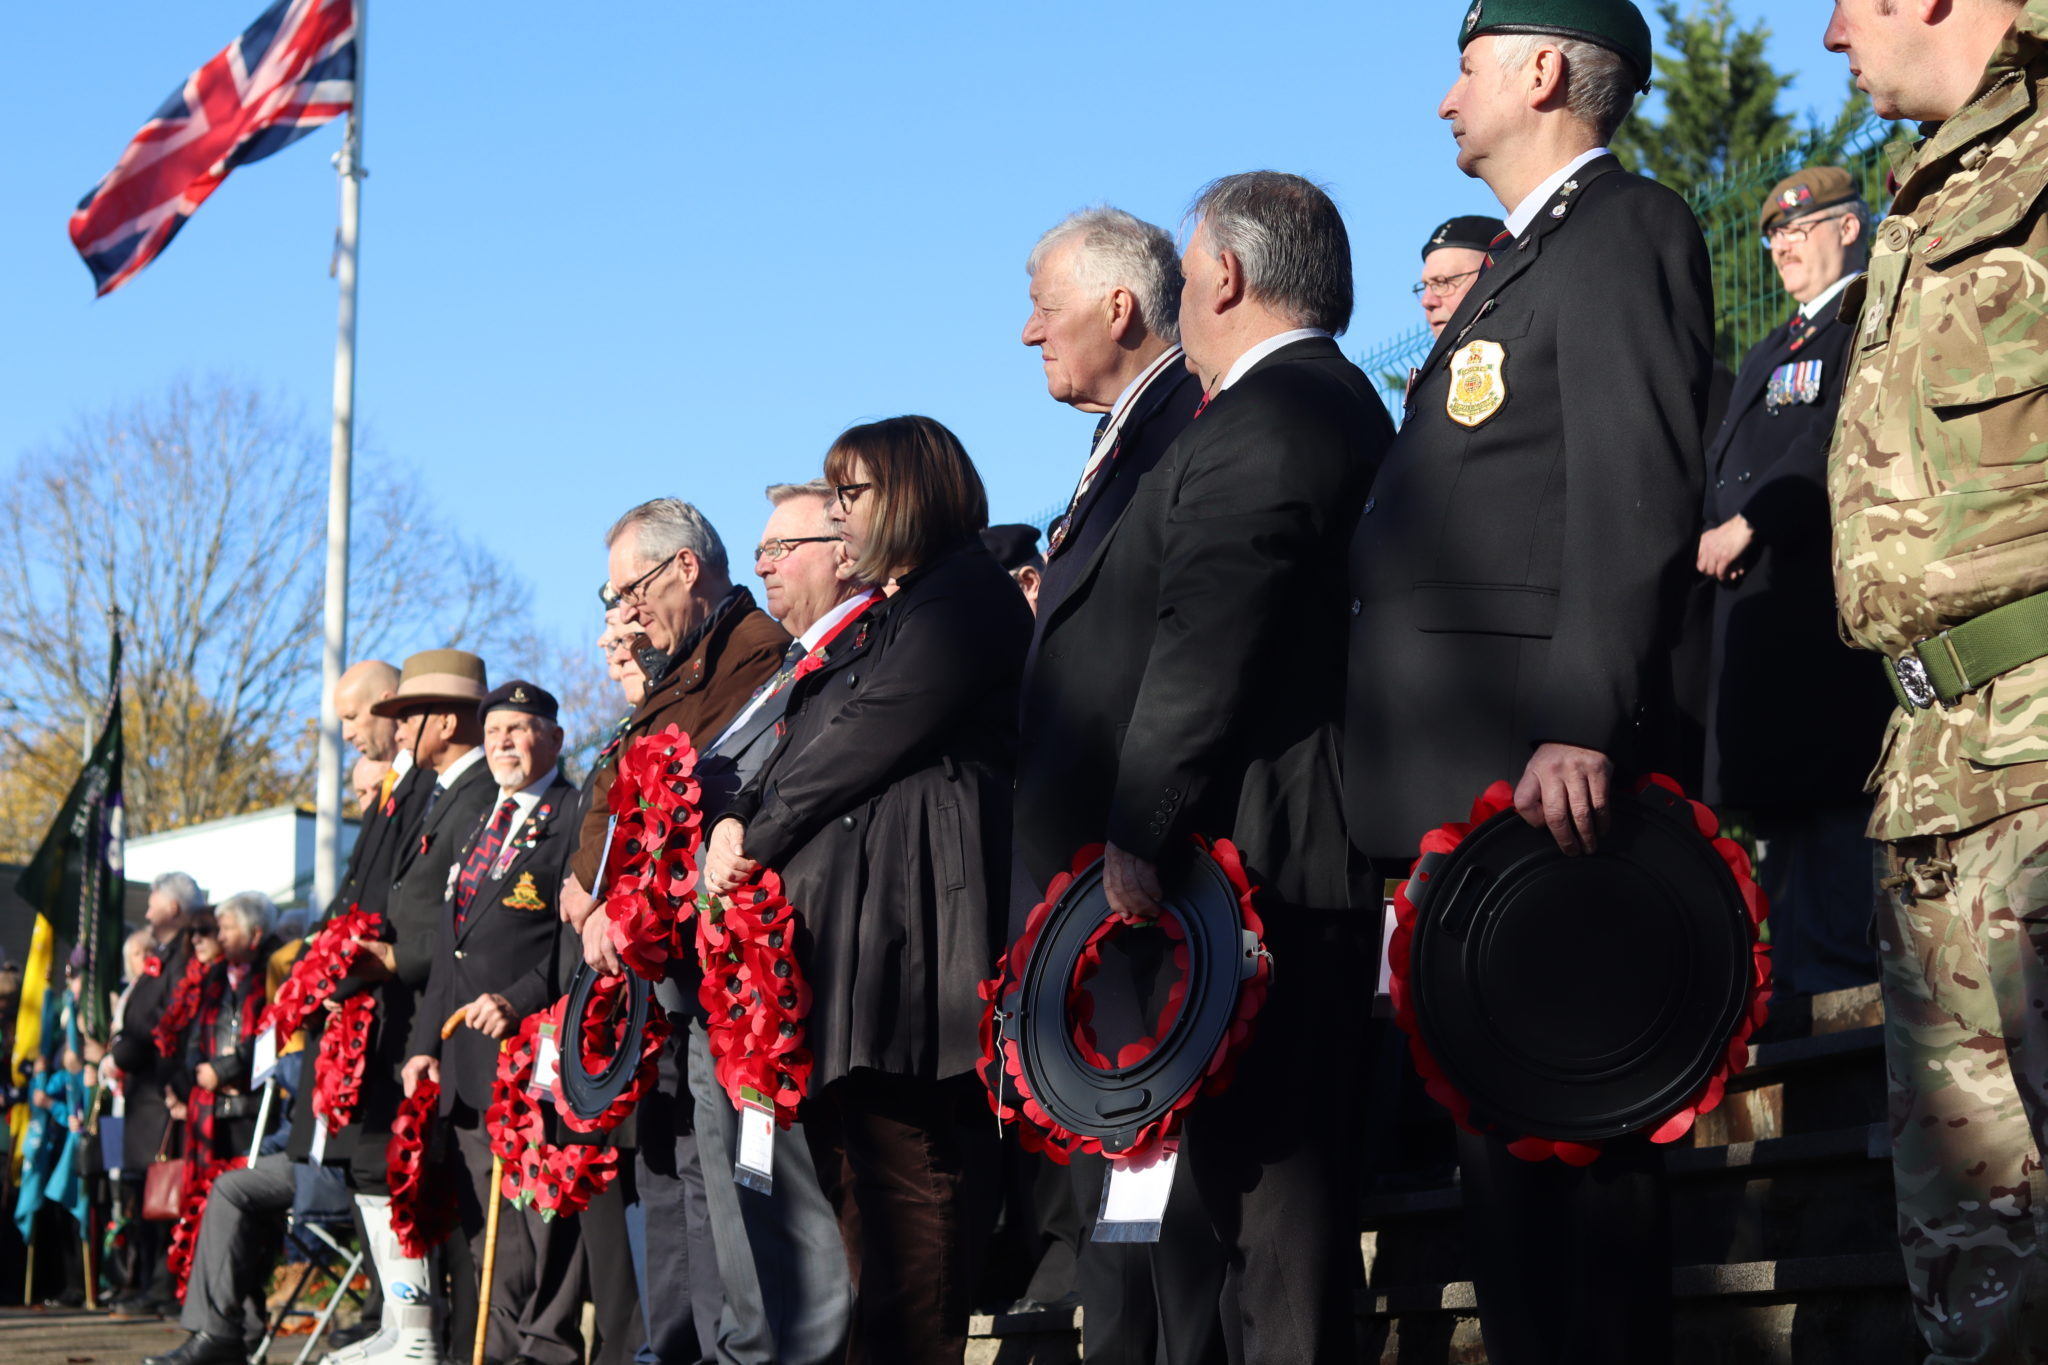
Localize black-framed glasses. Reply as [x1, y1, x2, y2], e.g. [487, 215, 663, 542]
[755, 536, 839, 563]
[833, 482, 873, 512]
[1411, 269, 1482, 298]
[615, 552, 677, 607]
[1761, 212, 1853, 251]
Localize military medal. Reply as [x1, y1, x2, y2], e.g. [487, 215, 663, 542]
[1766, 359, 1824, 412]
[504, 871, 547, 912]
[1446, 340, 1508, 428]
[493, 803, 550, 879]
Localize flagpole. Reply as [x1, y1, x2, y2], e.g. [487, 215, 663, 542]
[314, 0, 365, 918]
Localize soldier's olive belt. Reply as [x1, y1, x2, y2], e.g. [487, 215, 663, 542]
[1886, 590, 2048, 711]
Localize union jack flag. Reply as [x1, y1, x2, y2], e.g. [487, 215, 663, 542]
[68, 0, 356, 297]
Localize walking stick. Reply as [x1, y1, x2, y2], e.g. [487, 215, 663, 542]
[442, 1007, 505, 1365]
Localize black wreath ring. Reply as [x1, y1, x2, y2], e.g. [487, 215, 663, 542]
[986, 840, 1271, 1160]
[557, 963, 652, 1125]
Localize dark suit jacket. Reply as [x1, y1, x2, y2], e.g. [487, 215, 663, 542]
[1702, 294, 1890, 807]
[408, 772, 579, 1114]
[1016, 337, 1392, 909]
[1345, 155, 1714, 860]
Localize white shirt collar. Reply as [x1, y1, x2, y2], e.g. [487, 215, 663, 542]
[1801, 271, 1860, 321]
[799, 590, 875, 652]
[1217, 328, 1331, 393]
[1504, 146, 1610, 238]
[500, 766, 558, 823]
[435, 746, 486, 790]
[391, 750, 414, 776]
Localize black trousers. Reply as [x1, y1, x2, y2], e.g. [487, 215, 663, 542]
[1149, 906, 1372, 1365]
[1457, 1130, 1671, 1365]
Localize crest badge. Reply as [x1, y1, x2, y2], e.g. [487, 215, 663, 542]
[1465, 0, 1483, 36]
[504, 871, 547, 912]
[1446, 340, 1508, 428]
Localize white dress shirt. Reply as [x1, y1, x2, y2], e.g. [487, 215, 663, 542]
[1217, 328, 1333, 393]
[1801, 271, 1859, 322]
[1504, 146, 1611, 238]
[434, 745, 486, 792]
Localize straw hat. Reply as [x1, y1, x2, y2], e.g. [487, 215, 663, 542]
[370, 649, 490, 717]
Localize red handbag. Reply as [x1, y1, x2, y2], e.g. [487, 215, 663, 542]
[141, 1117, 186, 1222]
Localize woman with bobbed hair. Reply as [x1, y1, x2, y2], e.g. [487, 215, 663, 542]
[705, 414, 1031, 1362]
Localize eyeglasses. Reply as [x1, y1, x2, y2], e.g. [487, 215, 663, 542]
[1412, 269, 1482, 298]
[1761, 213, 1853, 251]
[833, 482, 873, 512]
[615, 552, 677, 608]
[755, 536, 839, 563]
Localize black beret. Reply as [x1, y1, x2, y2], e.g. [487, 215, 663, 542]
[1422, 215, 1509, 260]
[1460, 0, 1654, 92]
[980, 523, 1043, 572]
[478, 679, 559, 724]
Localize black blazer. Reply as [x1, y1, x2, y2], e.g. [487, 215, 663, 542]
[326, 761, 434, 923]
[727, 541, 1031, 1087]
[1016, 337, 1392, 910]
[408, 772, 579, 1114]
[1702, 295, 1891, 807]
[1345, 156, 1714, 861]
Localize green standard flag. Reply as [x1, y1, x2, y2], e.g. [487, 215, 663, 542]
[13, 635, 126, 1059]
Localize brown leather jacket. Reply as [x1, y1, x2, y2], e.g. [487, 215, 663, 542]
[570, 587, 789, 891]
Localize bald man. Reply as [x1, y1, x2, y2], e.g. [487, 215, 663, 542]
[336, 659, 402, 765]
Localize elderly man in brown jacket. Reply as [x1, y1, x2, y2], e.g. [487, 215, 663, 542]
[563, 496, 786, 1362]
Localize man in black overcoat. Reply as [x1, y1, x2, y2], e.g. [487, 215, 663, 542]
[1696, 167, 1889, 996]
[1011, 204, 1199, 1361]
[1344, 5, 1712, 1361]
[404, 681, 579, 1365]
[1026, 176, 1392, 1364]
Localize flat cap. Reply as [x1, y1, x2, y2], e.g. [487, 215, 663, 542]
[370, 649, 490, 718]
[1422, 214, 1508, 260]
[980, 523, 1043, 572]
[1460, 0, 1654, 92]
[1759, 166, 1861, 235]
[479, 679, 559, 725]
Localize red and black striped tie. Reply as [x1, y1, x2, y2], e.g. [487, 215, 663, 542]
[456, 797, 518, 923]
[1482, 227, 1513, 271]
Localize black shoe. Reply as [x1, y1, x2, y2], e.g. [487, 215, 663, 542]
[324, 1320, 378, 1349]
[141, 1333, 246, 1365]
[1002, 1290, 1081, 1317]
[106, 1294, 161, 1320]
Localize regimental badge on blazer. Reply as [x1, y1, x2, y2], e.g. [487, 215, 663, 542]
[503, 872, 547, 912]
[1766, 358, 1824, 412]
[1446, 340, 1508, 428]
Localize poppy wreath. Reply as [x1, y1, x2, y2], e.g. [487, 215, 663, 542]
[151, 951, 210, 1058]
[166, 1155, 247, 1298]
[551, 970, 669, 1134]
[259, 906, 385, 1041]
[601, 725, 706, 981]
[696, 870, 813, 1127]
[976, 837, 1271, 1165]
[310, 992, 378, 1131]
[387, 1077, 459, 1258]
[1387, 774, 1772, 1166]
[485, 1011, 619, 1221]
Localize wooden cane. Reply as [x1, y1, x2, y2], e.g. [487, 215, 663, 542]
[442, 1007, 505, 1365]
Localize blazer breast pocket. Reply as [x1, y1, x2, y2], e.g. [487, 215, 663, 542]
[1410, 582, 1558, 638]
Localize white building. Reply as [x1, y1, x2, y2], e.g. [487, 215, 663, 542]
[123, 805, 361, 911]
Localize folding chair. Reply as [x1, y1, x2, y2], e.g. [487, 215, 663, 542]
[251, 1163, 366, 1365]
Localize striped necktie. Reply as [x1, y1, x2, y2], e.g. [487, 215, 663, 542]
[456, 797, 519, 923]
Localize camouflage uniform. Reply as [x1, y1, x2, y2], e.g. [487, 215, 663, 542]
[1829, 3, 2048, 1358]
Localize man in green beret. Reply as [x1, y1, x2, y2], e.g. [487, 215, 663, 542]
[1821, 1, 2048, 1361]
[1347, 1, 1711, 1361]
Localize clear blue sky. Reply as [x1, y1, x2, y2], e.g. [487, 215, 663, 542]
[0, 2, 1847, 657]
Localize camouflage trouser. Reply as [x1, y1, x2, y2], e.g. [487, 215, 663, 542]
[1881, 805, 2048, 1365]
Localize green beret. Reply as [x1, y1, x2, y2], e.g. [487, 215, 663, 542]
[1459, 0, 1654, 93]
